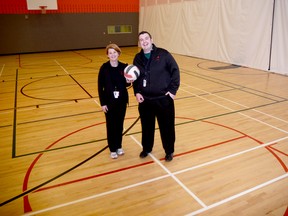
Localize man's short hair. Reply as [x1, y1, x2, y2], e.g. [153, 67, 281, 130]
[138, 31, 152, 39]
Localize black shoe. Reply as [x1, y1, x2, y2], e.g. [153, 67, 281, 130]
[165, 153, 173, 162]
[139, 151, 148, 158]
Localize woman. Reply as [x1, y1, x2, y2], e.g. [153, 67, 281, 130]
[98, 44, 130, 159]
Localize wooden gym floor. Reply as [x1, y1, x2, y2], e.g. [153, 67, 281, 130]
[0, 47, 287, 216]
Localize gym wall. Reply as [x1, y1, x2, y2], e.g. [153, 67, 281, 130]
[139, 0, 288, 75]
[0, 0, 139, 55]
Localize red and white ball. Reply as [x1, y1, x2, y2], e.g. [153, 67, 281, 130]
[124, 64, 140, 81]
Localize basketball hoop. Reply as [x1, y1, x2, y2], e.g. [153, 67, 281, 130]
[39, 6, 47, 14]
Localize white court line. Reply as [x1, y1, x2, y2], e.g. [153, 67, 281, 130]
[130, 135, 207, 208]
[93, 99, 101, 107]
[185, 173, 288, 216]
[186, 83, 288, 124]
[174, 135, 288, 175]
[254, 109, 288, 124]
[0, 64, 5, 77]
[23, 174, 171, 216]
[22, 77, 287, 215]
[180, 85, 288, 134]
[22, 135, 288, 216]
[54, 59, 70, 75]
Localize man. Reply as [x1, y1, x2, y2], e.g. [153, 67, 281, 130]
[133, 31, 180, 162]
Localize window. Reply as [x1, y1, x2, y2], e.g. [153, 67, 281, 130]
[107, 25, 132, 34]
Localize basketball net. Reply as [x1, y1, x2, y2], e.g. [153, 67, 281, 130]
[39, 6, 47, 14]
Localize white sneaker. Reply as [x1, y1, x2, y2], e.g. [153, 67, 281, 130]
[116, 148, 125, 156]
[110, 152, 118, 159]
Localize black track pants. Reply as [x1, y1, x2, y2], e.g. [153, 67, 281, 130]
[138, 95, 175, 154]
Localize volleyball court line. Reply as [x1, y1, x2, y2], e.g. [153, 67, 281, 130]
[22, 135, 288, 215]
[0, 64, 5, 77]
[20, 58, 288, 215]
[185, 82, 288, 124]
[180, 83, 288, 134]
[23, 72, 288, 215]
[186, 173, 288, 216]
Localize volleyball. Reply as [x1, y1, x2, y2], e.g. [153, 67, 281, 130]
[124, 64, 140, 81]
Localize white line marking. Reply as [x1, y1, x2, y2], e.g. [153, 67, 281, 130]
[19, 73, 288, 215]
[22, 136, 288, 215]
[54, 60, 69, 75]
[174, 136, 288, 175]
[180, 86, 288, 134]
[23, 174, 170, 216]
[189, 84, 288, 124]
[0, 64, 5, 77]
[131, 135, 207, 207]
[185, 173, 288, 216]
[254, 109, 288, 124]
[93, 99, 101, 107]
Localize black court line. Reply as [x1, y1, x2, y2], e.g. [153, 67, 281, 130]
[11, 66, 287, 159]
[0, 146, 109, 207]
[125, 99, 287, 137]
[15, 116, 139, 157]
[12, 69, 18, 158]
[174, 99, 287, 127]
[209, 64, 241, 70]
[16, 98, 283, 127]
[15, 138, 106, 158]
[17, 110, 101, 125]
[0, 116, 140, 207]
[20, 75, 93, 101]
[62, 63, 93, 98]
[3, 54, 287, 211]
[0, 124, 12, 128]
[67, 73, 93, 98]
[182, 68, 287, 101]
[196, 62, 288, 100]
[190, 68, 285, 101]
[1, 71, 122, 111]
[11, 93, 287, 157]
[11, 99, 286, 158]
[0, 97, 99, 112]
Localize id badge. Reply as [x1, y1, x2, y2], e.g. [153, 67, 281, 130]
[143, 79, 147, 87]
[113, 91, 119, 98]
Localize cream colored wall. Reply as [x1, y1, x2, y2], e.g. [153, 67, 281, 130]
[139, 0, 288, 75]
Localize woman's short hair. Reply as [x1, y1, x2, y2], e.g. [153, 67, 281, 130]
[106, 43, 121, 55]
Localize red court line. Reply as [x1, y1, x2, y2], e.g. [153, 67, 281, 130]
[268, 146, 288, 157]
[22, 122, 106, 212]
[266, 146, 288, 172]
[73, 51, 93, 64]
[202, 119, 287, 172]
[22, 116, 288, 212]
[29, 117, 287, 195]
[202, 119, 263, 144]
[175, 135, 246, 157]
[34, 161, 154, 193]
[34, 135, 246, 193]
[177, 116, 263, 145]
[23, 153, 42, 212]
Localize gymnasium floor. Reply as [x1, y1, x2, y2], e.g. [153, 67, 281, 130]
[0, 47, 287, 215]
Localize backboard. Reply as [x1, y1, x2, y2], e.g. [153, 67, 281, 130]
[26, 0, 58, 10]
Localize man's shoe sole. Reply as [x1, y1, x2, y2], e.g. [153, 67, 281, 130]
[139, 151, 148, 158]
